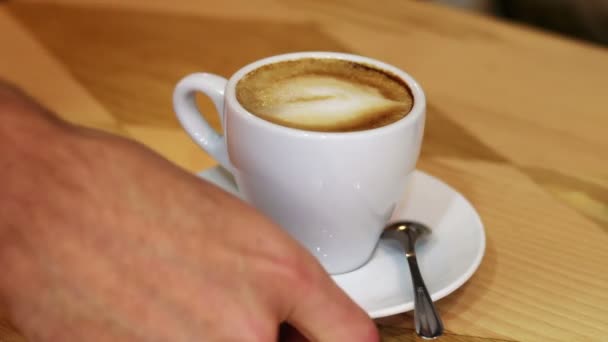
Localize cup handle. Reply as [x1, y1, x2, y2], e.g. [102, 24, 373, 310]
[173, 73, 233, 172]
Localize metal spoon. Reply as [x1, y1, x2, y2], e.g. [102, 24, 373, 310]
[382, 221, 444, 339]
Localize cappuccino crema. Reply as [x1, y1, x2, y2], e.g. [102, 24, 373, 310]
[235, 58, 413, 132]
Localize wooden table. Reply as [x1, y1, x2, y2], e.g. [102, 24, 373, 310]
[1, 0, 607, 341]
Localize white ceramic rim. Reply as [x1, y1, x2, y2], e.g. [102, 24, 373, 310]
[224, 51, 426, 139]
[368, 171, 486, 318]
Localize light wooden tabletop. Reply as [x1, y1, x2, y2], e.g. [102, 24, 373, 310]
[1, 0, 607, 341]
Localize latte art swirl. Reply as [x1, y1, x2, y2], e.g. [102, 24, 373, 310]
[236, 58, 413, 132]
[258, 75, 407, 126]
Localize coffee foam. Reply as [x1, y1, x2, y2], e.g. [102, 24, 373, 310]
[236, 58, 413, 132]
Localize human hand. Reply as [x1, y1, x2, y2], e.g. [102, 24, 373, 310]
[0, 83, 378, 341]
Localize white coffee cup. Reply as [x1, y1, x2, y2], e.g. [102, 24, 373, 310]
[173, 52, 425, 274]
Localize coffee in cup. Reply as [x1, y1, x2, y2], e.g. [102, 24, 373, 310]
[235, 58, 414, 132]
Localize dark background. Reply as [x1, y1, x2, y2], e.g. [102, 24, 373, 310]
[434, 0, 608, 46]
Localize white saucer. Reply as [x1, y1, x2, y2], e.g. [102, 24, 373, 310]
[198, 167, 485, 318]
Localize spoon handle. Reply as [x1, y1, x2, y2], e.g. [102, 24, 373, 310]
[407, 255, 444, 339]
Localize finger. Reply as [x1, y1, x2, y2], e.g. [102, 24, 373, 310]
[285, 267, 379, 342]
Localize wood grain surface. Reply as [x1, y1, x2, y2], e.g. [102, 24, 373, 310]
[1, 0, 607, 341]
